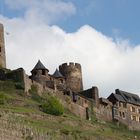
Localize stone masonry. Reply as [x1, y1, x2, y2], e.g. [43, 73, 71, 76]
[0, 23, 6, 68]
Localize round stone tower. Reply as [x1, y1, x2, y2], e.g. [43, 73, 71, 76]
[0, 23, 6, 68]
[59, 62, 83, 92]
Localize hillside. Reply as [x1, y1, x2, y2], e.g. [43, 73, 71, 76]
[0, 81, 140, 140]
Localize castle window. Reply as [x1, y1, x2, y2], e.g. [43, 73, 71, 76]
[138, 109, 140, 114]
[42, 70, 46, 75]
[119, 111, 122, 117]
[132, 115, 136, 121]
[119, 102, 122, 107]
[0, 47, 1, 52]
[132, 107, 135, 112]
[122, 112, 125, 118]
[123, 103, 127, 108]
[60, 79, 63, 83]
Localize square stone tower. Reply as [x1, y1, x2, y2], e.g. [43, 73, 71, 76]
[0, 23, 6, 68]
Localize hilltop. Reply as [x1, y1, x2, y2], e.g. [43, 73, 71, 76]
[0, 81, 140, 140]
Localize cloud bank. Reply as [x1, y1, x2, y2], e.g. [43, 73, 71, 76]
[5, 0, 76, 23]
[1, 0, 140, 97]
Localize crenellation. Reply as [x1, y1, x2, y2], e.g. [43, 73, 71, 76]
[75, 63, 81, 69]
[60, 63, 81, 70]
[59, 62, 83, 92]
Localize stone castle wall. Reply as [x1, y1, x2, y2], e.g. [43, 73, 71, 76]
[59, 62, 83, 92]
[0, 23, 6, 68]
[95, 104, 112, 122]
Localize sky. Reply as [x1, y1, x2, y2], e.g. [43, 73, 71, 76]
[0, 0, 140, 97]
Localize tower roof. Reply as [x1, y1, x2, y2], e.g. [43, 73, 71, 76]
[31, 60, 49, 72]
[52, 69, 63, 78]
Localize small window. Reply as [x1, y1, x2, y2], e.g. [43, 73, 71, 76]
[60, 79, 63, 83]
[42, 70, 46, 75]
[132, 107, 135, 112]
[119, 102, 122, 107]
[119, 111, 122, 117]
[122, 112, 125, 118]
[0, 47, 1, 52]
[138, 109, 140, 114]
[123, 103, 127, 108]
[132, 116, 136, 121]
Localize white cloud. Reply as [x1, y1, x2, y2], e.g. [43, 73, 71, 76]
[1, 0, 140, 97]
[5, 0, 76, 23]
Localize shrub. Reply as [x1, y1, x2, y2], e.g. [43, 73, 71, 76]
[42, 96, 64, 116]
[29, 85, 43, 103]
[29, 85, 38, 94]
[0, 81, 15, 93]
[0, 91, 9, 105]
[15, 82, 24, 90]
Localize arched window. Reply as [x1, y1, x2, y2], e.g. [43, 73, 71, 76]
[42, 70, 46, 75]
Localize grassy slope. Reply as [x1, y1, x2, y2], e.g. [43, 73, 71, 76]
[0, 83, 140, 140]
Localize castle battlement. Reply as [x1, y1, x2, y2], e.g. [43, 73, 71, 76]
[59, 62, 83, 92]
[59, 62, 81, 70]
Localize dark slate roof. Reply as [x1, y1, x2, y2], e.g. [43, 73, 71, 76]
[107, 93, 126, 104]
[113, 93, 126, 102]
[32, 60, 49, 72]
[116, 89, 140, 105]
[79, 88, 93, 99]
[52, 69, 63, 78]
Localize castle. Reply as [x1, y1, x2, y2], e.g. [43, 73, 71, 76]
[0, 23, 6, 68]
[0, 23, 140, 130]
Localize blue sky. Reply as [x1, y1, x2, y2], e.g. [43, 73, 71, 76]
[59, 0, 140, 45]
[1, 0, 140, 96]
[1, 0, 140, 44]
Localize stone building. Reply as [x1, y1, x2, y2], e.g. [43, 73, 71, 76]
[59, 62, 83, 92]
[31, 60, 50, 86]
[52, 69, 65, 91]
[79, 87, 99, 107]
[0, 23, 6, 68]
[108, 89, 140, 130]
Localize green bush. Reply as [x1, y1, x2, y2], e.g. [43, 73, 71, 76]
[29, 85, 38, 94]
[0, 91, 9, 105]
[29, 85, 43, 103]
[15, 82, 24, 90]
[0, 81, 15, 92]
[42, 96, 64, 116]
